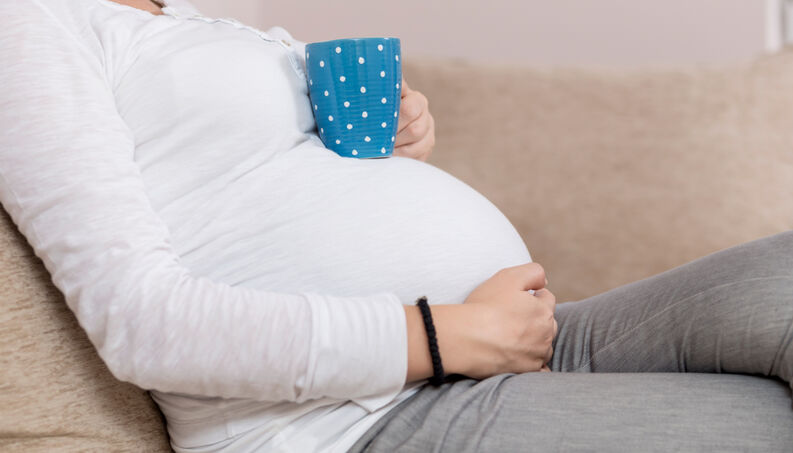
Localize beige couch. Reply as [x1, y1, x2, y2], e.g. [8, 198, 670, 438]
[2, 52, 793, 451]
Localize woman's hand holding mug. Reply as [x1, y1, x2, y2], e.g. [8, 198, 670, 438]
[393, 78, 435, 162]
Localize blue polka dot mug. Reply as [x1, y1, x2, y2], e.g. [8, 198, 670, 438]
[305, 38, 402, 158]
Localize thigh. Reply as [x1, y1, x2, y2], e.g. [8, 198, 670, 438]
[550, 230, 793, 378]
[348, 372, 793, 452]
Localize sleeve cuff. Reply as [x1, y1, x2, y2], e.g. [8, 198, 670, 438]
[301, 291, 408, 412]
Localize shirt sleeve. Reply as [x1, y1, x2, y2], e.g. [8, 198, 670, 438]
[0, 0, 407, 412]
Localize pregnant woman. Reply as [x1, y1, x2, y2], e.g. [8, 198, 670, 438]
[2, 0, 792, 451]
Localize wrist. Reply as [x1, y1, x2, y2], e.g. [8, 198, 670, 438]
[403, 303, 475, 383]
[432, 303, 478, 377]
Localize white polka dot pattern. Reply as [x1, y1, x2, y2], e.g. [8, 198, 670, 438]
[305, 38, 402, 158]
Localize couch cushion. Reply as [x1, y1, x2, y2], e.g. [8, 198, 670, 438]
[408, 52, 793, 302]
[0, 209, 171, 452]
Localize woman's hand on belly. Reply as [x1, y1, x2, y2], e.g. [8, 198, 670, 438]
[404, 262, 558, 383]
[393, 78, 435, 162]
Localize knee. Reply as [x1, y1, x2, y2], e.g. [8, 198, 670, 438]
[699, 276, 793, 340]
[726, 277, 793, 346]
[752, 276, 793, 315]
[744, 231, 793, 278]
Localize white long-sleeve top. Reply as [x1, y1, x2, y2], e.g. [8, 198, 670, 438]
[0, 0, 532, 451]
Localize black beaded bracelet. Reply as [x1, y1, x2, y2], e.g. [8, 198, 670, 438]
[415, 295, 445, 386]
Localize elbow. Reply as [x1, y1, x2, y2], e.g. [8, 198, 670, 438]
[68, 260, 189, 391]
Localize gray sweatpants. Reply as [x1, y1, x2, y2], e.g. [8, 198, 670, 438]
[348, 230, 793, 452]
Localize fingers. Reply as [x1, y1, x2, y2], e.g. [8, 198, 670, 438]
[543, 345, 554, 365]
[394, 78, 435, 161]
[533, 288, 556, 367]
[498, 262, 547, 292]
[393, 118, 435, 161]
[536, 288, 557, 367]
[397, 89, 428, 134]
[395, 107, 431, 147]
[533, 287, 557, 314]
[539, 364, 551, 372]
[394, 85, 435, 161]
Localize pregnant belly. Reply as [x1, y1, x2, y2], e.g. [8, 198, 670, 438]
[161, 140, 532, 305]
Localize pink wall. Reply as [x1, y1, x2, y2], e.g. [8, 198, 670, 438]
[189, 0, 768, 67]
